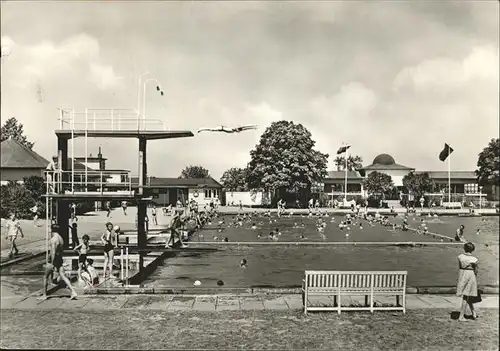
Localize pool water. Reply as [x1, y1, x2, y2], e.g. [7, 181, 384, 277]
[144, 215, 499, 289]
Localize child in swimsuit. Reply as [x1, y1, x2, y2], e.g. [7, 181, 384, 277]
[101, 222, 116, 279]
[151, 205, 158, 225]
[5, 213, 23, 258]
[74, 234, 90, 283]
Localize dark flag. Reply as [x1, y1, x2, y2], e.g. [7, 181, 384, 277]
[337, 144, 351, 155]
[439, 143, 454, 162]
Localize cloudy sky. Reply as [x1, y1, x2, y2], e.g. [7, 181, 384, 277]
[1, 1, 498, 179]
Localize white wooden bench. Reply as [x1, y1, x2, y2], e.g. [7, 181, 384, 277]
[302, 271, 407, 314]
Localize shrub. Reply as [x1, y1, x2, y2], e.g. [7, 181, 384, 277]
[0, 182, 35, 219]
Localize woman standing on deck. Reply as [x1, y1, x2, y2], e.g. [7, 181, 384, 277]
[101, 222, 116, 279]
[456, 242, 480, 321]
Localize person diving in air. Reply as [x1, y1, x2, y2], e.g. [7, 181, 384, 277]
[197, 125, 258, 134]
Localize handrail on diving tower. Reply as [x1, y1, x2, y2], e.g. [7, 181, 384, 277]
[58, 108, 168, 132]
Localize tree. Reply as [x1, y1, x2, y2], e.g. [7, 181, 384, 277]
[363, 171, 394, 199]
[476, 138, 500, 186]
[220, 167, 248, 191]
[0, 181, 34, 219]
[333, 155, 363, 171]
[402, 172, 434, 199]
[246, 121, 328, 197]
[23, 175, 46, 200]
[1, 117, 34, 149]
[179, 165, 210, 179]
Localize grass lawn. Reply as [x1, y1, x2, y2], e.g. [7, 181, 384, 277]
[0, 308, 498, 350]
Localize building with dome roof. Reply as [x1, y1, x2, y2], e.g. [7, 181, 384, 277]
[360, 154, 415, 187]
[322, 152, 485, 203]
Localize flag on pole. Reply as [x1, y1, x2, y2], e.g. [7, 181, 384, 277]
[337, 144, 351, 155]
[439, 143, 454, 162]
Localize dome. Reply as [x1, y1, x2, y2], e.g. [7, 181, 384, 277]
[372, 153, 396, 166]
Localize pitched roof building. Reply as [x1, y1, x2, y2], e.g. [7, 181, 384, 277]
[130, 176, 223, 206]
[1, 137, 49, 183]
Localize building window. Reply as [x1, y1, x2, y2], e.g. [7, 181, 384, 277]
[204, 189, 209, 198]
[464, 183, 478, 194]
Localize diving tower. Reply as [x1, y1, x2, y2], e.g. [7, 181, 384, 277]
[45, 107, 194, 278]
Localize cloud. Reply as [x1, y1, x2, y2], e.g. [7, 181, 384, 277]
[1, 36, 15, 57]
[311, 82, 378, 120]
[90, 62, 123, 90]
[4, 33, 122, 90]
[244, 102, 283, 132]
[1, 2, 498, 179]
[393, 45, 499, 91]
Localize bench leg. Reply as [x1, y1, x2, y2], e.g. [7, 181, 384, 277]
[370, 291, 374, 313]
[338, 294, 341, 315]
[364, 295, 368, 307]
[403, 293, 406, 314]
[396, 295, 400, 307]
[303, 291, 307, 315]
[333, 295, 337, 307]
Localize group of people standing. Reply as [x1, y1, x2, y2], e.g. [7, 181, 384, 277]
[39, 220, 120, 300]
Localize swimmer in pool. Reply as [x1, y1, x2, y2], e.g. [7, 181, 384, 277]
[240, 259, 247, 268]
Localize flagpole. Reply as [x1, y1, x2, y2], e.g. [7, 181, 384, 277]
[448, 148, 451, 203]
[344, 146, 348, 203]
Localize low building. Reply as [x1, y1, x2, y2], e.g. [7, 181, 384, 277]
[69, 148, 130, 191]
[1, 137, 49, 184]
[324, 153, 487, 203]
[131, 177, 223, 207]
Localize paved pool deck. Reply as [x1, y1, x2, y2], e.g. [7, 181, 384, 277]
[1, 292, 498, 312]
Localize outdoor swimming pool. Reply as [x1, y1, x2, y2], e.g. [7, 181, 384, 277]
[144, 214, 499, 289]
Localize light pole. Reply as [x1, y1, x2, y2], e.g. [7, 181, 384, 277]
[137, 72, 164, 117]
[479, 185, 483, 211]
[142, 78, 164, 118]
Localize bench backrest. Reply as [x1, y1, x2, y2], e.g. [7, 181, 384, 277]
[305, 271, 407, 289]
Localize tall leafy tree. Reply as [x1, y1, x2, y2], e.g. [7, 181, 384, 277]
[220, 167, 248, 191]
[363, 171, 394, 198]
[246, 121, 328, 195]
[476, 138, 500, 186]
[402, 172, 434, 199]
[333, 155, 363, 171]
[179, 165, 210, 179]
[1, 117, 34, 149]
[0, 182, 34, 219]
[23, 175, 47, 200]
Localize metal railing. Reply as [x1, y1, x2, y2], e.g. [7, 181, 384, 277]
[120, 247, 130, 285]
[58, 108, 168, 131]
[45, 170, 133, 195]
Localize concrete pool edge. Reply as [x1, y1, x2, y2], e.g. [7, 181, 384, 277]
[82, 285, 499, 295]
[217, 208, 499, 216]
